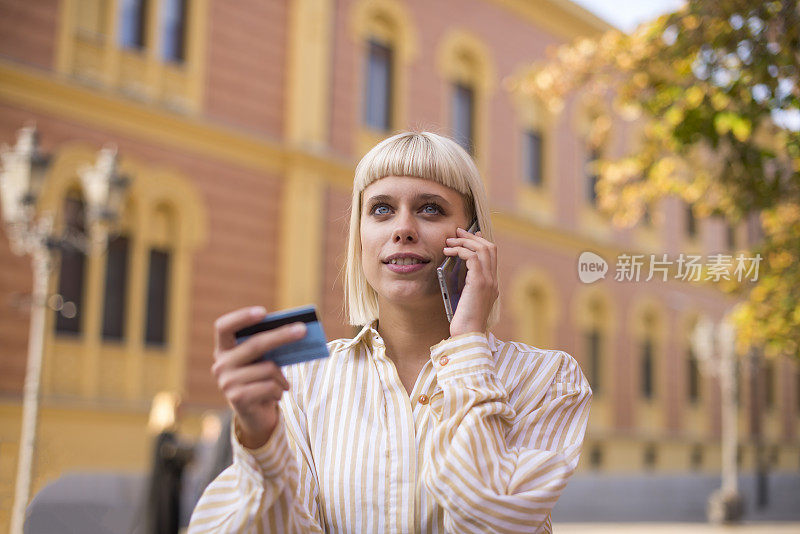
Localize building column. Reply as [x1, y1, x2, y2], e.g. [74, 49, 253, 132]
[278, 0, 334, 309]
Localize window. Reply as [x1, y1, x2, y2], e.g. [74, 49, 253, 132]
[452, 83, 474, 155]
[101, 235, 130, 341]
[727, 222, 737, 250]
[763, 359, 774, 410]
[686, 203, 697, 238]
[161, 0, 187, 62]
[585, 147, 600, 206]
[525, 286, 547, 347]
[119, 0, 148, 50]
[364, 40, 393, 131]
[145, 248, 170, 346]
[641, 338, 654, 399]
[586, 329, 601, 395]
[523, 130, 543, 187]
[796, 369, 800, 412]
[688, 347, 701, 404]
[55, 194, 86, 335]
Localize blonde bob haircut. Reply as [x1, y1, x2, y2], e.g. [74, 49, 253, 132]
[344, 131, 500, 328]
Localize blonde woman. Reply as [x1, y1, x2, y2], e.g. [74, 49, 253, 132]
[189, 132, 591, 533]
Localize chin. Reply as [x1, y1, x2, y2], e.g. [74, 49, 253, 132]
[378, 282, 441, 306]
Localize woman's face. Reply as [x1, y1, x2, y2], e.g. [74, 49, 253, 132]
[360, 175, 471, 306]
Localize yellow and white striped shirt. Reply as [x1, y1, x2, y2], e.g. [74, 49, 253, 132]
[189, 324, 591, 533]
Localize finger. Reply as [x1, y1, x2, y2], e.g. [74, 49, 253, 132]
[450, 232, 497, 275]
[214, 306, 268, 352]
[218, 361, 290, 392]
[221, 322, 307, 368]
[443, 246, 482, 274]
[456, 226, 492, 244]
[444, 245, 495, 289]
[445, 240, 491, 271]
[227, 380, 286, 408]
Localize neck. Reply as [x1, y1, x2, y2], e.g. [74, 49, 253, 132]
[376, 297, 451, 367]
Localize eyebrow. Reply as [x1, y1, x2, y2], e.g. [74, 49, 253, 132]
[364, 193, 452, 207]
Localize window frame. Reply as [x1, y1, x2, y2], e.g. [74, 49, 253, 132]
[363, 39, 394, 131]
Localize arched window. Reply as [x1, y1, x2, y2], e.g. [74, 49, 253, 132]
[145, 203, 176, 347]
[640, 311, 657, 400]
[511, 270, 558, 351]
[55, 189, 87, 335]
[364, 38, 394, 131]
[687, 345, 701, 404]
[41, 145, 206, 402]
[438, 30, 495, 165]
[763, 358, 775, 411]
[573, 287, 614, 401]
[352, 0, 417, 152]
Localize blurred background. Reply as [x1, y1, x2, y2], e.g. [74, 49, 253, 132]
[0, 0, 798, 532]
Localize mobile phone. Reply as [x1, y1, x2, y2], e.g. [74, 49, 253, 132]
[437, 218, 479, 322]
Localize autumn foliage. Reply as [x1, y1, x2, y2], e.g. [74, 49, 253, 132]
[511, 0, 800, 358]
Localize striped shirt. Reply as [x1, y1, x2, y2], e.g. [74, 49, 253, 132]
[189, 323, 592, 533]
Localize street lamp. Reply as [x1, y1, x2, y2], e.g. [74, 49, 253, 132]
[691, 313, 744, 524]
[1, 125, 129, 534]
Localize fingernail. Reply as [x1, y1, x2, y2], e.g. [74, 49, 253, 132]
[291, 322, 306, 335]
[251, 306, 266, 317]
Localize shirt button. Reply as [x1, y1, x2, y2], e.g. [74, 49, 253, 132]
[440, 356, 449, 366]
[418, 394, 429, 405]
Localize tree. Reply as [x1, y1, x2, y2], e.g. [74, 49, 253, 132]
[510, 0, 800, 358]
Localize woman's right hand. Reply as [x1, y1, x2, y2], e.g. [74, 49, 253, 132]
[211, 306, 307, 449]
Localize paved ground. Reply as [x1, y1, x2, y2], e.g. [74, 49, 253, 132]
[553, 523, 800, 533]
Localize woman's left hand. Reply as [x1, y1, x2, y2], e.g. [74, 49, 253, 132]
[443, 227, 499, 337]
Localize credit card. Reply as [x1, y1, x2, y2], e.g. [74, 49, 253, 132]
[234, 305, 330, 367]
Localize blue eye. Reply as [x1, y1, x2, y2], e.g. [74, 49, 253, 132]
[371, 204, 391, 215]
[422, 204, 442, 215]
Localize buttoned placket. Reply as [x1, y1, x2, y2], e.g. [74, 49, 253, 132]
[367, 331, 429, 533]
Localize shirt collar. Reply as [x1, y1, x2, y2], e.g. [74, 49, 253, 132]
[341, 320, 380, 351]
[342, 320, 498, 354]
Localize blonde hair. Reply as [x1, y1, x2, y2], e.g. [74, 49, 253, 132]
[344, 131, 500, 327]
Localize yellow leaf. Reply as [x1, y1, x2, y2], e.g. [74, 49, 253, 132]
[686, 86, 704, 107]
[732, 117, 752, 142]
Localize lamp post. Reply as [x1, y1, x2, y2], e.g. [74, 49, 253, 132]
[1, 125, 129, 534]
[691, 314, 744, 524]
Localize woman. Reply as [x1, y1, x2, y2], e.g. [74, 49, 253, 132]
[189, 132, 591, 533]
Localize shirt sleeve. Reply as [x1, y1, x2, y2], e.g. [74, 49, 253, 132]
[188, 375, 324, 533]
[421, 332, 592, 534]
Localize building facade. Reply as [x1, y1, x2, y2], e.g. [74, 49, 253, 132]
[0, 0, 798, 529]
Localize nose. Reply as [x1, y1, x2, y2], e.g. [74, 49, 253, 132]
[391, 212, 418, 243]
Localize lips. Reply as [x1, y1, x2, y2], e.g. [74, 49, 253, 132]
[382, 253, 430, 266]
[382, 253, 430, 274]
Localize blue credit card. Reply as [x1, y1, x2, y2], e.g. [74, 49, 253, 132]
[234, 305, 330, 367]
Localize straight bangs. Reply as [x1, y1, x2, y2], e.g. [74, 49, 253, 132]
[345, 131, 499, 328]
[353, 132, 476, 211]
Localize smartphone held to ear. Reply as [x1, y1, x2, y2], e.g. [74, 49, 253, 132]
[437, 218, 479, 322]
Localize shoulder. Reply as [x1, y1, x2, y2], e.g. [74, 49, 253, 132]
[491, 336, 589, 390]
